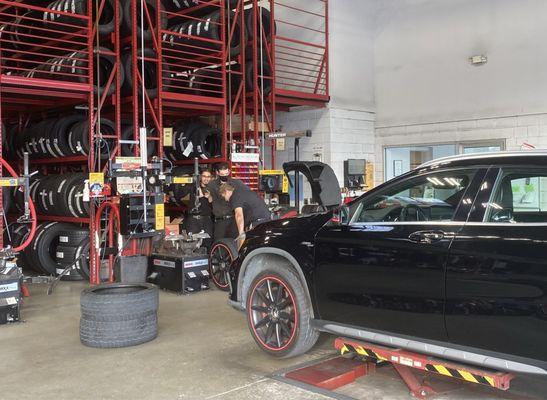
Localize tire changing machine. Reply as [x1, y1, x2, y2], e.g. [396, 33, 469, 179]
[0, 155, 32, 323]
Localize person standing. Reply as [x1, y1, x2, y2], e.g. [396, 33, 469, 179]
[178, 168, 214, 237]
[208, 162, 245, 240]
[219, 183, 271, 249]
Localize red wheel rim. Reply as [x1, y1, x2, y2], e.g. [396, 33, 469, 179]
[209, 244, 233, 289]
[248, 275, 298, 352]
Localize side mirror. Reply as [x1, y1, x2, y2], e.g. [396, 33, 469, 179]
[331, 205, 350, 225]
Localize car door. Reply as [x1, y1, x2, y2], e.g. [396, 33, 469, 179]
[446, 166, 547, 363]
[314, 167, 485, 342]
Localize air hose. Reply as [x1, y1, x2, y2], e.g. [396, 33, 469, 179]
[0, 157, 37, 252]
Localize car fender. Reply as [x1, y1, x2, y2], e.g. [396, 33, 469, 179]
[236, 246, 316, 318]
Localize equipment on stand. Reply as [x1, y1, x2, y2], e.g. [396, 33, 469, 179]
[266, 130, 312, 212]
[0, 154, 36, 319]
[344, 159, 367, 189]
[0, 259, 22, 324]
[148, 232, 210, 294]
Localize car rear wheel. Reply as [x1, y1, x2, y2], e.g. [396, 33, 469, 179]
[245, 265, 318, 358]
[209, 239, 237, 291]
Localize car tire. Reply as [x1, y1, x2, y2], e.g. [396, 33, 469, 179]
[245, 264, 318, 358]
[27, 222, 74, 275]
[209, 239, 237, 291]
[80, 283, 159, 348]
[58, 227, 89, 246]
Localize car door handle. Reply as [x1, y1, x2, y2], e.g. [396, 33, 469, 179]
[408, 230, 445, 244]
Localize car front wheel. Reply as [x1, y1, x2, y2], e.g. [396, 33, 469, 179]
[245, 264, 319, 358]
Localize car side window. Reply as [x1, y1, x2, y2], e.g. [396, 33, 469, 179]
[485, 169, 547, 223]
[351, 170, 476, 223]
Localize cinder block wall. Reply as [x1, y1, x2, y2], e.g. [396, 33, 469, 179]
[275, 107, 376, 186]
[375, 113, 547, 183]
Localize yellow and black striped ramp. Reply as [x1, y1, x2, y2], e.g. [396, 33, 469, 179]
[425, 364, 495, 387]
[335, 337, 514, 391]
[340, 343, 388, 361]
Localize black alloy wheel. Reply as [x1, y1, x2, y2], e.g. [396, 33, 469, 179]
[248, 275, 297, 352]
[209, 240, 236, 291]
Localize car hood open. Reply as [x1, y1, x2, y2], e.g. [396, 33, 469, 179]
[283, 161, 341, 209]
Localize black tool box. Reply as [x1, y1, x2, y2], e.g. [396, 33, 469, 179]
[148, 254, 210, 294]
[0, 260, 22, 324]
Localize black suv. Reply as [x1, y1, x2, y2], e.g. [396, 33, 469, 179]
[228, 152, 547, 376]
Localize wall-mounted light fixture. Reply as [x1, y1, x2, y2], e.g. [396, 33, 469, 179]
[469, 54, 488, 66]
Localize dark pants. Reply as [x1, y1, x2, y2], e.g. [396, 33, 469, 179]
[214, 217, 238, 241]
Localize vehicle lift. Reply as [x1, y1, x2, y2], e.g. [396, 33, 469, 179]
[284, 337, 516, 399]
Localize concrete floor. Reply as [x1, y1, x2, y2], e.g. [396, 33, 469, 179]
[1, 282, 546, 400]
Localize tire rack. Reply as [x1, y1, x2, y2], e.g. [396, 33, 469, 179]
[157, 0, 227, 165]
[227, 0, 329, 187]
[0, 0, 94, 250]
[0, 0, 328, 281]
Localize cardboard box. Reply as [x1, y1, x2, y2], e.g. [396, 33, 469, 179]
[165, 217, 184, 236]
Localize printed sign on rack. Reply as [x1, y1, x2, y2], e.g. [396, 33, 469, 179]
[231, 152, 260, 163]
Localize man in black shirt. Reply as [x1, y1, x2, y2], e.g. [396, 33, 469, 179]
[208, 162, 245, 240]
[178, 168, 213, 237]
[219, 183, 271, 248]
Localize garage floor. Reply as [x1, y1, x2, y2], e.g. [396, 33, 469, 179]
[2, 283, 546, 400]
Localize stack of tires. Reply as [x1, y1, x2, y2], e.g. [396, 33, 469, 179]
[10, 116, 115, 160]
[44, 0, 118, 35]
[55, 226, 90, 280]
[9, 222, 89, 280]
[164, 8, 244, 57]
[23, 47, 121, 95]
[121, 48, 167, 100]
[165, 121, 221, 161]
[80, 283, 159, 348]
[121, 124, 158, 157]
[15, 173, 89, 218]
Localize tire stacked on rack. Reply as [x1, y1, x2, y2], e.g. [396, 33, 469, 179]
[187, 67, 223, 97]
[23, 47, 121, 95]
[69, 117, 116, 158]
[20, 173, 89, 218]
[9, 10, 42, 50]
[244, 55, 273, 95]
[121, 48, 167, 99]
[120, 124, 158, 158]
[43, 0, 119, 35]
[56, 226, 90, 280]
[13, 222, 90, 279]
[12, 116, 115, 160]
[0, 24, 14, 67]
[121, 0, 167, 40]
[244, 7, 275, 44]
[165, 10, 245, 57]
[23, 222, 73, 275]
[166, 121, 221, 161]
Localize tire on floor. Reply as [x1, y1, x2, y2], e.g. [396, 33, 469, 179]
[80, 283, 159, 348]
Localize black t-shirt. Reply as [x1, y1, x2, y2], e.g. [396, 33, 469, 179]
[208, 177, 246, 218]
[230, 187, 271, 227]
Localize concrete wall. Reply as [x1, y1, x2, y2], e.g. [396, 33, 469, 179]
[375, 0, 547, 126]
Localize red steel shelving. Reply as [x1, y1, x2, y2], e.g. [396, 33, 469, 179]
[0, 0, 329, 282]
